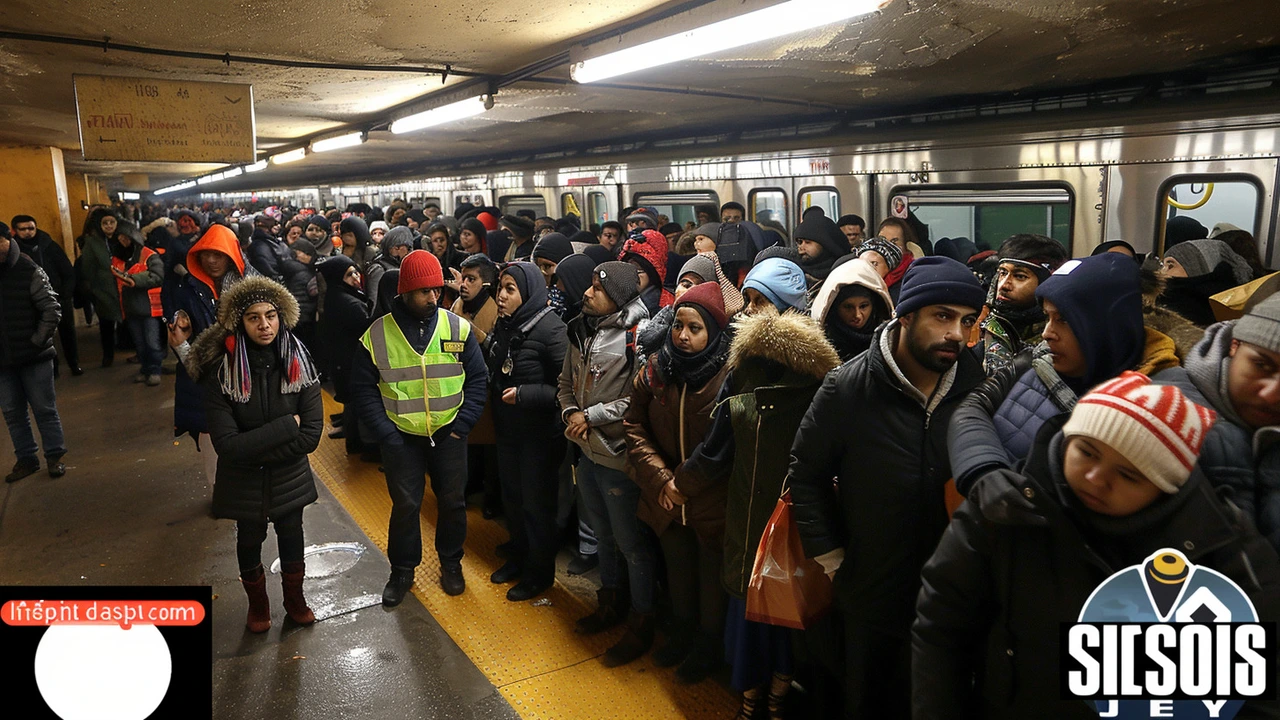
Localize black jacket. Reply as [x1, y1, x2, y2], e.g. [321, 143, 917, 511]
[349, 298, 488, 444]
[913, 418, 1280, 720]
[484, 301, 568, 439]
[316, 255, 371, 389]
[0, 239, 61, 368]
[1157, 262, 1239, 327]
[203, 342, 322, 522]
[16, 229, 74, 301]
[247, 229, 290, 283]
[789, 320, 986, 632]
[280, 256, 318, 325]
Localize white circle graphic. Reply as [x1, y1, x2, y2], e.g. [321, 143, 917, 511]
[34, 624, 172, 720]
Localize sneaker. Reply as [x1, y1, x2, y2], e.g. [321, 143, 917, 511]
[5, 459, 39, 484]
[133, 372, 147, 383]
[145, 374, 161, 386]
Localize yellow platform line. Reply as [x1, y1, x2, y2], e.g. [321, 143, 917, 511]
[314, 394, 737, 719]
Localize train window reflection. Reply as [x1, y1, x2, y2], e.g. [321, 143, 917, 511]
[898, 186, 1073, 251]
[499, 194, 548, 217]
[588, 191, 609, 226]
[1160, 177, 1260, 252]
[750, 188, 788, 235]
[634, 190, 720, 229]
[798, 187, 839, 220]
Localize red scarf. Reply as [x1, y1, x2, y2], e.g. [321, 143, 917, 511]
[884, 252, 914, 289]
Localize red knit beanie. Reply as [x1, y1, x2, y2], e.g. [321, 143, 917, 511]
[1062, 371, 1217, 493]
[398, 250, 444, 294]
[674, 281, 728, 333]
[476, 212, 499, 232]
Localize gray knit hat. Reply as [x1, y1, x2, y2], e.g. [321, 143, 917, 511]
[678, 253, 718, 284]
[855, 236, 904, 271]
[594, 261, 641, 308]
[1234, 293, 1280, 353]
[1166, 239, 1252, 285]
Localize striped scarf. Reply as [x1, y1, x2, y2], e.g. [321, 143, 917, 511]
[1031, 341, 1078, 413]
[218, 328, 320, 404]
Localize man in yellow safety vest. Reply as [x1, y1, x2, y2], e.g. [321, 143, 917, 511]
[349, 250, 488, 604]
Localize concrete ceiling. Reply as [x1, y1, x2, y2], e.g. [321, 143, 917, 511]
[0, 0, 1276, 194]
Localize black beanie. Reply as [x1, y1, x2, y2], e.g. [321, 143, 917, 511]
[532, 232, 574, 264]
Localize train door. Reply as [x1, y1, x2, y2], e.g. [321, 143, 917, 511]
[1104, 159, 1276, 261]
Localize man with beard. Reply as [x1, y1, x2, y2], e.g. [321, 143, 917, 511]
[976, 234, 1068, 375]
[786, 256, 986, 718]
[793, 214, 851, 292]
[10, 216, 78, 375]
[349, 250, 488, 602]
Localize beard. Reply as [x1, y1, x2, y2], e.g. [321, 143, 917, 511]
[905, 321, 962, 373]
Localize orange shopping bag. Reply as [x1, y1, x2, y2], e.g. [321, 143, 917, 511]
[744, 490, 833, 630]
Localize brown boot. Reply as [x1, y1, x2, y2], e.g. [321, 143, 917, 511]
[240, 565, 271, 633]
[602, 610, 655, 667]
[281, 561, 316, 625]
[574, 587, 627, 635]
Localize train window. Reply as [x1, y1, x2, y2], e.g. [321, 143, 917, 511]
[633, 190, 720, 228]
[561, 191, 584, 220]
[798, 187, 840, 221]
[588, 191, 610, 226]
[1159, 176, 1261, 252]
[750, 188, 788, 233]
[498, 194, 547, 217]
[417, 196, 442, 211]
[895, 186, 1073, 250]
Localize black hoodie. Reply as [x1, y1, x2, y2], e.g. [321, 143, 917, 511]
[317, 254, 371, 389]
[485, 262, 568, 437]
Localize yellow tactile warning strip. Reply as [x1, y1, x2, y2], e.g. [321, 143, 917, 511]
[313, 394, 738, 719]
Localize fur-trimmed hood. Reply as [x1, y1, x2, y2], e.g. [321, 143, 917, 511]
[187, 276, 300, 379]
[728, 308, 840, 381]
[1141, 265, 1206, 358]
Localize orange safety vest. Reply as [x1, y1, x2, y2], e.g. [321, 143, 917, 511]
[112, 246, 163, 318]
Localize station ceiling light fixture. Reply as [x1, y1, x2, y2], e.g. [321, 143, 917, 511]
[245, 159, 269, 173]
[270, 147, 308, 165]
[571, 0, 891, 84]
[390, 95, 490, 135]
[311, 131, 367, 153]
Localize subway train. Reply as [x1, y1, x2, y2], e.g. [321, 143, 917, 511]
[206, 103, 1280, 262]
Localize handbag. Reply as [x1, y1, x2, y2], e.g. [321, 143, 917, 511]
[744, 487, 833, 630]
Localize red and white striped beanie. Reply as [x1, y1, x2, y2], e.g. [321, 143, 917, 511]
[1062, 371, 1218, 493]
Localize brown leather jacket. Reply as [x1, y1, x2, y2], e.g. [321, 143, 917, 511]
[624, 356, 731, 539]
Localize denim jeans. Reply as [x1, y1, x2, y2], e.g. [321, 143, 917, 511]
[576, 455, 656, 614]
[0, 359, 66, 463]
[382, 432, 468, 570]
[125, 316, 164, 375]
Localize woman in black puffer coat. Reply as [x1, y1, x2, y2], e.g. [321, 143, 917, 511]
[188, 276, 323, 634]
[483, 262, 568, 601]
[317, 254, 372, 453]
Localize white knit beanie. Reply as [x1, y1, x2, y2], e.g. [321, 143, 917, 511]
[1062, 372, 1217, 493]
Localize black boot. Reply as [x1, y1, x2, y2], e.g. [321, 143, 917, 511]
[675, 631, 723, 684]
[575, 587, 627, 635]
[652, 619, 695, 667]
[382, 566, 416, 607]
[602, 610, 655, 667]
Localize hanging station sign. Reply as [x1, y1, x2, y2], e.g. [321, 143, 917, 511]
[74, 75, 256, 163]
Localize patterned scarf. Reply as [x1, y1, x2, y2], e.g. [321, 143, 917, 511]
[1031, 341, 1078, 413]
[218, 328, 320, 404]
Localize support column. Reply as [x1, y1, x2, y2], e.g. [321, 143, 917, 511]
[0, 146, 75, 254]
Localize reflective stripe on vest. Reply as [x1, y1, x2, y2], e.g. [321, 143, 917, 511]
[360, 309, 470, 437]
[112, 246, 163, 318]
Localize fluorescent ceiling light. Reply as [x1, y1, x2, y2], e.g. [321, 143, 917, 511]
[571, 0, 889, 83]
[311, 131, 366, 153]
[222, 166, 243, 179]
[245, 160, 269, 172]
[119, 191, 140, 201]
[271, 147, 308, 165]
[390, 96, 488, 135]
[196, 176, 213, 185]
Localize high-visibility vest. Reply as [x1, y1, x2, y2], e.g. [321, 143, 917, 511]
[112, 246, 163, 318]
[360, 309, 470, 437]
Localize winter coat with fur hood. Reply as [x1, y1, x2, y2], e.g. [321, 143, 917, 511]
[188, 276, 322, 522]
[557, 295, 650, 470]
[678, 309, 840, 597]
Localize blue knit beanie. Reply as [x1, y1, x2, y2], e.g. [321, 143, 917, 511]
[894, 256, 986, 318]
[743, 257, 808, 313]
